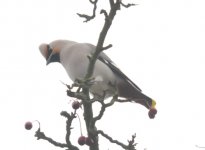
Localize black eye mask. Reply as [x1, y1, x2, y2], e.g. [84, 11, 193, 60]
[46, 45, 53, 60]
[46, 45, 60, 65]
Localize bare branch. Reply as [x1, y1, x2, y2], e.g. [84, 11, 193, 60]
[102, 44, 113, 50]
[120, 1, 137, 8]
[77, 0, 98, 22]
[35, 129, 68, 148]
[104, 94, 118, 107]
[61, 111, 79, 150]
[115, 98, 133, 103]
[85, 0, 121, 79]
[97, 130, 137, 150]
[76, 13, 94, 22]
[100, 9, 108, 19]
[115, 0, 121, 10]
[35, 111, 79, 150]
[89, 0, 96, 4]
[109, 0, 114, 7]
[92, 94, 117, 123]
[127, 134, 137, 150]
[97, 130, 128, 149]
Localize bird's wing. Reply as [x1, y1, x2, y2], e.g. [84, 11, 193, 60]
[98, 52, 142, 92]
[84, 43, 142, 92]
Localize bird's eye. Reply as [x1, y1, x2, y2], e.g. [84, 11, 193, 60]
[46, 45, 53, 60]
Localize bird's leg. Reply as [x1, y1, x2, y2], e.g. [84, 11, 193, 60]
[84, 77, 96, 87]
[74, 77, 96, 89]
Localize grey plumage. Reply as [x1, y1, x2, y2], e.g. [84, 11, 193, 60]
[39, 40, 156, 109]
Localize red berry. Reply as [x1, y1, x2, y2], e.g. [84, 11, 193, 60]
[25, 121, 33, 130]
[72, 101, 80, 110]
[78, 136, 86, 146]
[148, 108, 157, 119]
[85, 137, 94, 146]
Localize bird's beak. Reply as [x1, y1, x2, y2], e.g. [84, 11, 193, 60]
[46, 60, 50, 65]
[46, 52, 53, 65]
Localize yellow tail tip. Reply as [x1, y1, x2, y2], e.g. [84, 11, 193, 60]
[151, 99, 156, 108]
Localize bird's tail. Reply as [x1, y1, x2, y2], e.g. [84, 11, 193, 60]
[117, 82, 156, 110]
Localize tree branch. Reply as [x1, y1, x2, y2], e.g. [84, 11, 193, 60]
[78, 2, 122, 150]
[100, 9, 108, 19]
[61, 111, 80, 150]
[92, 94, 117, 123]
[127, 134, 137, 150]
[97, 130, 137, 150]
[77, 0, 98, 22]
[109, 0, 114, 7]
[115, 98, 133, 103]
[67, 1, 137, 150]
[35, 111, 79, 150]
[35, 129, 68, 148]
[120, 1, 136, 8]
[102, 44, 113, 50]
[97, 130, 128, 149]
[85, 0, 121, 79]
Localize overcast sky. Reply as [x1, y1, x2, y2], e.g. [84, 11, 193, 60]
[1, 0, 205, 150]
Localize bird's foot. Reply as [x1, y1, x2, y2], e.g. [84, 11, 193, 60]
[75, 77, 96, 89]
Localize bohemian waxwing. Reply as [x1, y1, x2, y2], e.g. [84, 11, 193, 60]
[39, 40, 156, 109]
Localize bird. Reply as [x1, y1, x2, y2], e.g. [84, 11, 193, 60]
[39, 39, 156, 110]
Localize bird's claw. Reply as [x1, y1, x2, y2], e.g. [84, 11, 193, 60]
[75, 77, 96, 89]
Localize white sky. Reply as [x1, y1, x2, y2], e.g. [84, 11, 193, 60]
[0, 0, 205, 150]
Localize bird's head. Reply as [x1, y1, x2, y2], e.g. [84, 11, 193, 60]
[39, 40, 73, 65]
[39, 41, 62, 65]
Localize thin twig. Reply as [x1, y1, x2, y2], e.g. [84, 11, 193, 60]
[92, 95, 117, 123]
[100, 9, 108, 19]
[115, 98, 133, 103]
[97, 130, 128, 149]
[61, 111, 80, 150]
[77, 0, 98, 22]
[85, 0, 121, 79]
[120, 1, 136, 8]
[127, 134, 137, 150]
[102, 44, 113, 50]
[35, 129, 68, 148]
[97, 130, 137, 150]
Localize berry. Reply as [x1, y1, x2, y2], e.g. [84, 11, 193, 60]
[72, 101, 80, 110]
[25, 121, 33, 130]
[148, 107, 157, 119]
[78, 136, 86, 146]
[85, 137, 94, 146]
